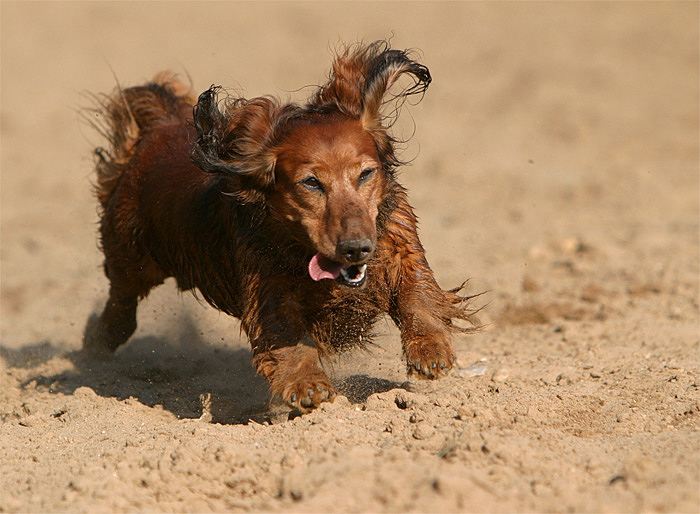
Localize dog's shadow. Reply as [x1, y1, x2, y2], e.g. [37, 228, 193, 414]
[335, 374, 408, 404]
[8, 312, 406, 424]
[6, 311, 269, 423]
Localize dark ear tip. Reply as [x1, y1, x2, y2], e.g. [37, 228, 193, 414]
[411, 62, 431, 89]
[197, 85, 221, 103]
[370, 47, 432, 93]
[191, 84, 235, 174]
[194, 85, 222, 120]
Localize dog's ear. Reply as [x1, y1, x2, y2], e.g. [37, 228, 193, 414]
[312, 41, 430, 126]
[191, 86, 292, 191]
[360, 46, 431, 130]
[191, 86, 233, 174]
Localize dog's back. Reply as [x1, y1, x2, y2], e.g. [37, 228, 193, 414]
[91, 74, 252, 318]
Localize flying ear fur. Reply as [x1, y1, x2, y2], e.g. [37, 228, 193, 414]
[191, 86, 296, 190]
[360, 47, 431, 129]
[311, 41, 431, 127]
[191, 86, 232, 174]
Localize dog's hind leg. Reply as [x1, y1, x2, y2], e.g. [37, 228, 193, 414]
[83, 243, 166, 355]
[83, 286, 138, 355]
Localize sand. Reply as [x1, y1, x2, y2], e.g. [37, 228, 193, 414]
[1, 2, 698, 512]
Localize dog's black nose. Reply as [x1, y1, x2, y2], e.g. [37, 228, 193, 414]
[337, 238, 373, 263]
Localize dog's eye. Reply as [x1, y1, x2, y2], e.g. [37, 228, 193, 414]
[301, 176, 323, 192]
[359, 167, 376, 184]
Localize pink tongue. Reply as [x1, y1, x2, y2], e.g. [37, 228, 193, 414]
[308, 253, 342, 281]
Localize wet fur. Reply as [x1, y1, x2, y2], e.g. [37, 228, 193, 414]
[84, 42, 478, 412]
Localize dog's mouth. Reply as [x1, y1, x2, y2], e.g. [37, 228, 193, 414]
[308, 253, 367, 287]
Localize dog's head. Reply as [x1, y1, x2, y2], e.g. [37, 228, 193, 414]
[191, 41, 430, 287]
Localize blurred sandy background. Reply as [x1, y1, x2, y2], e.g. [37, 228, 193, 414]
[1, 2, 698, 513]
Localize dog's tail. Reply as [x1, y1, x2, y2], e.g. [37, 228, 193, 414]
[85, 71, 196, 208]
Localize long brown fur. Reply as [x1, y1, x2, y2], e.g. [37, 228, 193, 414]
[84, 41, 478, 412]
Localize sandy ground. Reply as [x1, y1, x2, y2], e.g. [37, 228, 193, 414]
[1, 2, 698, 513]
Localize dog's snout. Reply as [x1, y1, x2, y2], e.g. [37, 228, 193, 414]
[337, 238, 373, 263]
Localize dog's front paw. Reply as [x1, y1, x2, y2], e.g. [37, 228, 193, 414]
[404, 337, 456, 379]
[255, 344, 337, 413]
[281, 374, 336, 413]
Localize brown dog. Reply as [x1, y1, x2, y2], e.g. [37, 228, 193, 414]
[84, 41, 477, 412]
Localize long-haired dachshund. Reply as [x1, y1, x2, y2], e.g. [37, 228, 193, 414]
[84, 41, 477, 412]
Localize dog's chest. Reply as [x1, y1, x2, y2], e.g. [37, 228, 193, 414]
[301, 282, 388, 351]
